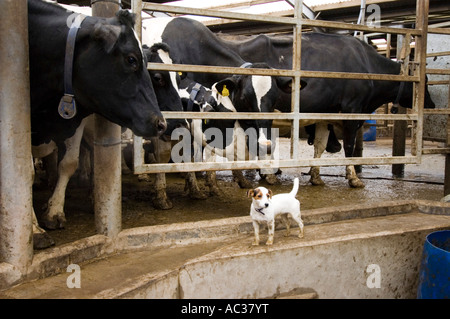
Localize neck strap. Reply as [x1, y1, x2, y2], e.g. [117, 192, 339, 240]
[58, 14, 87, 119]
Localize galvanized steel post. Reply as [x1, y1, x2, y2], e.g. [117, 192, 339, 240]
[92, 0, 122, 238]
[0, 0, 34, 272]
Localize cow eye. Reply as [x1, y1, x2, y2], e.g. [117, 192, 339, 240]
[126, 55, 138, 70]
[152, 73, 165, 86]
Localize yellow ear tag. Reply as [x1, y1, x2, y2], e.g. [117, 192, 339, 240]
[178, 72, 183, 76]
[221, 85, 230, 97]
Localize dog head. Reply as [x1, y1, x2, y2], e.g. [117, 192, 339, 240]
[247, 187, 273, 210]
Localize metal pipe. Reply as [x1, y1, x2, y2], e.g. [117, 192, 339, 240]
[0, 0, 33, 272]
[92, 0, 122, 238]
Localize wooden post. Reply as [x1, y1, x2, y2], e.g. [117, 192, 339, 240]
[392, 34, 408, 177]
[0, 0, 33, 272]
[92, 0, 122, 238]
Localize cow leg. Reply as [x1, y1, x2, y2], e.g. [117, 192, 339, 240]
[232, 170, 254, 188]
[40, 118, 88, 229]
[30, 158, 55, 249]
[153, 173, 173, 209]
[32, 209, 55, 249]
[343, 121, 365, 188]
[184, 171, 208, 199]
[309, 122, 329, 186]
[205, 171, 221, 196]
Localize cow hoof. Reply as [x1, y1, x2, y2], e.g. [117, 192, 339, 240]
[236, 179, 254, 189]
[154, 197, 173, 210]
[189, 189, 208, 200]
[263, 174, 279, 185]
[349, 178, 365, 188]
[33, 232, 55, 250]
[40, 215, 66, 230]
[209, 186, 221, 197]
[309, 177, 325, 186]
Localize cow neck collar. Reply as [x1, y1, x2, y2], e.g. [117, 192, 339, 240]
[240, 62, 253, 69]
[187, 82, 203, 112]
[58, 14, 87, 120]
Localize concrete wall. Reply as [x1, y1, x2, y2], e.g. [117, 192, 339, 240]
[424, 33, 450, 141]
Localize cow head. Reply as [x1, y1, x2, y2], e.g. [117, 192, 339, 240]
[73, 11, 166, 138]
[143, 43, 189, 140]
[397, 76, 436, 110]
[213, 63, 307, 154]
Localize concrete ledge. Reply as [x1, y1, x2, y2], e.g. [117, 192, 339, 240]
[1, 200, 449, 294]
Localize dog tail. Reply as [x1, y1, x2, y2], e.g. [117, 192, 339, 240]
[289, 177, 299, 196]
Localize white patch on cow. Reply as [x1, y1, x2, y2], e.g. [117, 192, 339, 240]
[142, 17, 174, 46]
[157, 49, 179, 93]
[32, 141, 57, 159]
[211, 84, 236, 112]
[131, 28, 146, 66]
[251, 76, 272, 112]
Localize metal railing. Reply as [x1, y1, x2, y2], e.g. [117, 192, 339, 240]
[130, 0, 431, 175]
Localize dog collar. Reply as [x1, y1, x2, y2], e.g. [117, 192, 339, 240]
[255, 207, 265, 215]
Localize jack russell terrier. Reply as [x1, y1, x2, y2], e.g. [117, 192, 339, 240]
[247, 177, 304, 245]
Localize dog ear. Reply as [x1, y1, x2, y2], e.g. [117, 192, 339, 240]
[267, 189, 273, 199]
[247, 189, 254, 198]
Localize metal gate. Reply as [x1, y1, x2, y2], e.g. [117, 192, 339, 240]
[130, 0, 431, 175]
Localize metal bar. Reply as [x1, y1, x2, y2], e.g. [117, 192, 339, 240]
[0, 0, 33, 273]
[147, 62, 419, 81]
[410, 0, 429, 158]
[426, 51, 450, 58]
[290, 0, 302, 160]
[133, 156, 420, 174]
[428, 80, 450, 85]
[426, 68, 450, 75]
[422, 148, 450, 155]
[428, 27, 450, 35]
[142, 2, 297, 24]
[424, 109, 450, 115]
[160, 111, 418, 121]
[92, 0, 122, 239]
[142, 2, 421, 35]
[131, 0, 146, 176]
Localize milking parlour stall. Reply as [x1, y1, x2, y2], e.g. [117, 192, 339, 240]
[1, 0, 449, 307]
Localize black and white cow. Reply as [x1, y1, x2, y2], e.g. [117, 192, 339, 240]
[178, 75, 308, 196]
[142, 17, 295, 186]
[138, 44, 189, 209]
[220, 32, 436, 187]
[142, 17, 295, 152]
[28, 0, 166, 247]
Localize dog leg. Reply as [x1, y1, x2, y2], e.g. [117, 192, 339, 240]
[266, 219, 274, 245]
[281, 214, 291, 237]
[252, 220, 260, 246]
[291, 214, 304, 238]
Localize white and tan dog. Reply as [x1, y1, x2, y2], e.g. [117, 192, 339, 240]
[247, 177, 304, 245]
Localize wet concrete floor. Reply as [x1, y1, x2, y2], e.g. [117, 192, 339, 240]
[32, 138, 446, 247]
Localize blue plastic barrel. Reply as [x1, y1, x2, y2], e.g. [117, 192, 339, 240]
[363, 115, 376, 141]
[417, 230, 450, 299]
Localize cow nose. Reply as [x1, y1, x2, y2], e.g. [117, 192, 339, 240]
[265, 203, 269, 208]
[156, 118, 167, 135]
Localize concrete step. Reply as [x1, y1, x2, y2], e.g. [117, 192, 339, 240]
[1, 203, 449, 299]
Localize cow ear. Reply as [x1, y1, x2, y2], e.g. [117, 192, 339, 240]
[93, 22, 122, 54]
[215, 78, 237, 97]
[275, 76, 293, 94]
